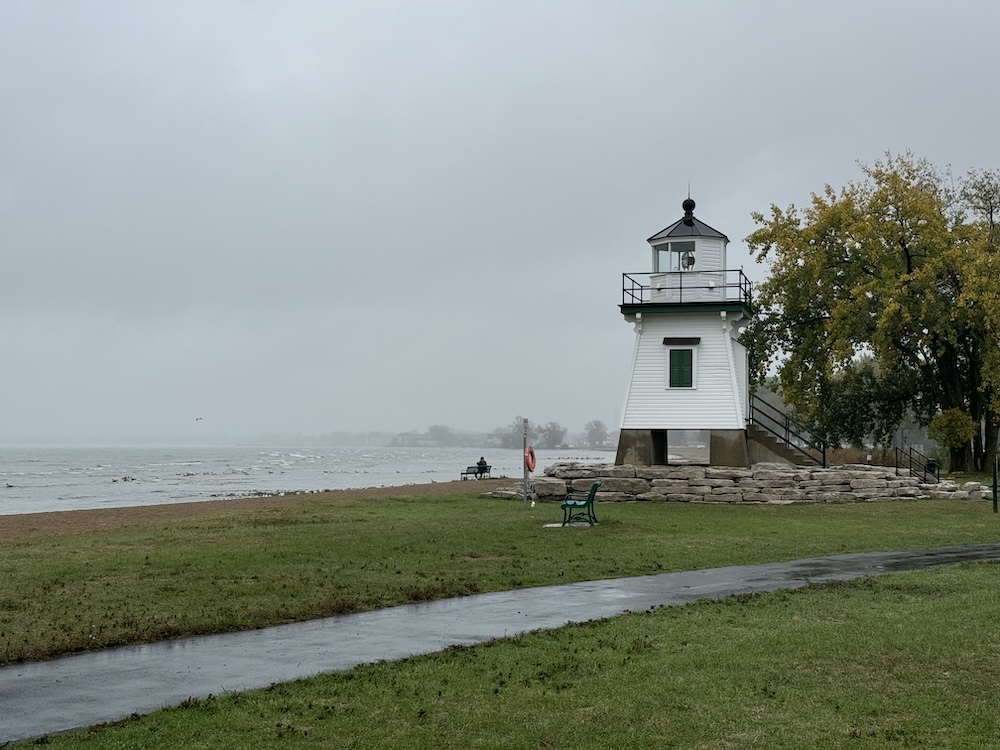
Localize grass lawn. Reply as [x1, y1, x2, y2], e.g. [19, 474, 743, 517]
[4, 488, 1000, 747]
[2, 491, 999, 665]
[18, 564, 1000, 748]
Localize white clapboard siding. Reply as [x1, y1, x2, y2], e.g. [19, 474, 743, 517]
[696, 239, 724, 270]
[620, 313, 744, 430]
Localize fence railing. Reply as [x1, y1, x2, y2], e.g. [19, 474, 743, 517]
[748, 395, 827, 467]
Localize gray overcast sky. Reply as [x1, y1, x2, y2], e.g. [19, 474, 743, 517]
[2, 1, 998, 442]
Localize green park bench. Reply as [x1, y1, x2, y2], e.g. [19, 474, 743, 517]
[461, 464, 491, 480]
[561, 481, 601, 527]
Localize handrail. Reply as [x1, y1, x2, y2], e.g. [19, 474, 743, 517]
[893, 446, 940, 484]
[748, 395, 827, 467]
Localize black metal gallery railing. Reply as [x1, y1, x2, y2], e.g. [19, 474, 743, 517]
[621, 269, 752, 308]
[748, 395, 827, 467]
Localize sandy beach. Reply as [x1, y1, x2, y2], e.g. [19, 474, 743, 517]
[0, 479, 503, 542]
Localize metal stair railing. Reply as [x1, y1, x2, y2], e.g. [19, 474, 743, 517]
[748, 395, 827, 467]
[893, 446, 940, 484]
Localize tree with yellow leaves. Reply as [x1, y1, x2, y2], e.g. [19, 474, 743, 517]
[746, 152, 1000, 471]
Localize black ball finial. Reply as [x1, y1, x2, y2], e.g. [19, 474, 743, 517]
[682, 197, 695, 225]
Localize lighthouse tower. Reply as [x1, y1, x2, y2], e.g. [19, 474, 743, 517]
[615, 199, 753, 467]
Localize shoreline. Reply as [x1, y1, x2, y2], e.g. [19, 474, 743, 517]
[0, 478, 505, 542]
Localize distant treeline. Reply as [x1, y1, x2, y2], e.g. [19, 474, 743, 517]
[390, 419, 615, 450]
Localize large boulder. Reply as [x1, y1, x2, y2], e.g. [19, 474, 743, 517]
[533, 478, 567, 498]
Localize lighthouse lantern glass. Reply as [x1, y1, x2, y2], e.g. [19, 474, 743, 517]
[654, 241, 696, 272]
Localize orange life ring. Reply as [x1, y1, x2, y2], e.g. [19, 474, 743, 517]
[524, 445, 537, 472]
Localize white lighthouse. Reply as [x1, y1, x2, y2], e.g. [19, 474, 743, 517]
[615, 198, 753, 466]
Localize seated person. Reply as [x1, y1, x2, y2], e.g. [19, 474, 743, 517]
[476, 457, 488, 478]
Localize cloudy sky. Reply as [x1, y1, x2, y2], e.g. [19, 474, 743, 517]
[2, 1, 997, 442]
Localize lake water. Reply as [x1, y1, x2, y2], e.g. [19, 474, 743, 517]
[0, 445, 612, 516]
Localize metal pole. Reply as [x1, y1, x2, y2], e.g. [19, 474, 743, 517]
[522, 418, 530, 508]
[993, 455, 997, 514]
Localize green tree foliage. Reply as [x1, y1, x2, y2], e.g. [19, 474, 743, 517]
[746, 152, 1000, 471]
[928, 409, 978, 451]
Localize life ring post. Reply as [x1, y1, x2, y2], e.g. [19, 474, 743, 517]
[522, 418, 530, 507]
[524, 445, 537, 473]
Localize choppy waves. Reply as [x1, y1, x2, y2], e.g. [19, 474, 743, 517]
[0, 445, 610, 515]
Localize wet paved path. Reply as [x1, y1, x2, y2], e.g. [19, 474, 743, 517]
[3, 543, 1000, 743]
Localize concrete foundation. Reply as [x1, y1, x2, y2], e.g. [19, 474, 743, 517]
[616, 429, 749, 467]
[709, 430, 750, 467]
[615, 429, 655, 466]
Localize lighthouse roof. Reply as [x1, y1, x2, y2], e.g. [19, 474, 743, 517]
[647, 198, 729, 244]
